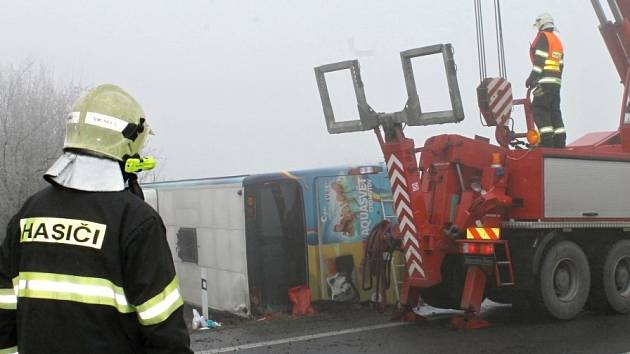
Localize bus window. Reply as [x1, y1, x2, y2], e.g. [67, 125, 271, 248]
[245, 180, 306, 312]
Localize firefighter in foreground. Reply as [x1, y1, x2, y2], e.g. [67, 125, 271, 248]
[0, 84, 192, 353]
[526, 12, 566, 148]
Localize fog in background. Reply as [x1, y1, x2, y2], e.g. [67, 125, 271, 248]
[0, 0, 620, 180]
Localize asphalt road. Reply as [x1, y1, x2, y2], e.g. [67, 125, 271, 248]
[189, 301, 630, 354]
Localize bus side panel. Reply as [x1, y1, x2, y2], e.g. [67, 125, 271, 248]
[157, 184, 250, 317]
[143, 188, 158, 212]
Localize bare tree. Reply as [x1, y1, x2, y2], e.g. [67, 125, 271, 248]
[0, 62, 78, 241]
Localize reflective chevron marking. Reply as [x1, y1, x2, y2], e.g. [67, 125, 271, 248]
[398, 215, 416, 233]
[405, 246, 422, 263]
[386, 154, 403, 170]
[389, 170, 407, 187]
[386, 153, 425, 279]
[402, 230, 419, 248]
[392, 186, 410, 203]
[395, 201, 413, 218]
[408, 262, 426, 278]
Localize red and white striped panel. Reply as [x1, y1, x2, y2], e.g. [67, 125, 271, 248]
[486, 77, 513, 126]
[386, 154, 425, 278]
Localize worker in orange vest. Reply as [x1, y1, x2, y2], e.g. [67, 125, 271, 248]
[526, 12, 566, 148]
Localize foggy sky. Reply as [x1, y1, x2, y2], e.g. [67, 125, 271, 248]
[0, 0, 621, 180]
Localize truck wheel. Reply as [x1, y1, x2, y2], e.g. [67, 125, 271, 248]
[590, 240, 630, 314]
[537, 240, 590, 320]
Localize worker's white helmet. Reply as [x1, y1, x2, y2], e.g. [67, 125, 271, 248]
[533, 12, 555, 31]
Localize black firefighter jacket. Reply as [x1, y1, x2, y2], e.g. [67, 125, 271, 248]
[0, 185, 192, 354]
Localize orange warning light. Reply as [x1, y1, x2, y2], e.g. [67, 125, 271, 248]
[491, 152, 502, 167]
[526, 130, 540, 145]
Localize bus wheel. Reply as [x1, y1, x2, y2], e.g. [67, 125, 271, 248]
[591, 239, 630, 314]
[537, 240, 590, 320]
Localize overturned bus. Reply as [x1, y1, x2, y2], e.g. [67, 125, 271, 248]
[142, 164, 399, 317]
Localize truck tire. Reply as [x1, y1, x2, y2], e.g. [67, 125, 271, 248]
[536, 240, 590, 320]
[590, 239, 630, 314]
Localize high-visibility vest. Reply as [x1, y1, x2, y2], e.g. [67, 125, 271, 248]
[530, 31, 564, 85]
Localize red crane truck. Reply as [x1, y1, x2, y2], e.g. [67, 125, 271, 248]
[313, 0, 630, 328]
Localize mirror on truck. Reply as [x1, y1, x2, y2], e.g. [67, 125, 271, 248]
[313, 43, 464, 134]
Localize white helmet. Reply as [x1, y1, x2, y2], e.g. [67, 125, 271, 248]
[533, 12, 555, 31]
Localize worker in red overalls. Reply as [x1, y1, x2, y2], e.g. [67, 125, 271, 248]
[526, 12, 566, 148]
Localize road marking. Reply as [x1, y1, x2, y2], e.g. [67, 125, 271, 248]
[195, 321, 411, 353]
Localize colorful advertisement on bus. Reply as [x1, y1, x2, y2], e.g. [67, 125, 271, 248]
[317, 174, 394, 245]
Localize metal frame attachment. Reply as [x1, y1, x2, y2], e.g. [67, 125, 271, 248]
[400, 44, 464, 126]
[314, 60, 377, 134]
[314, 43, 465, 134]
